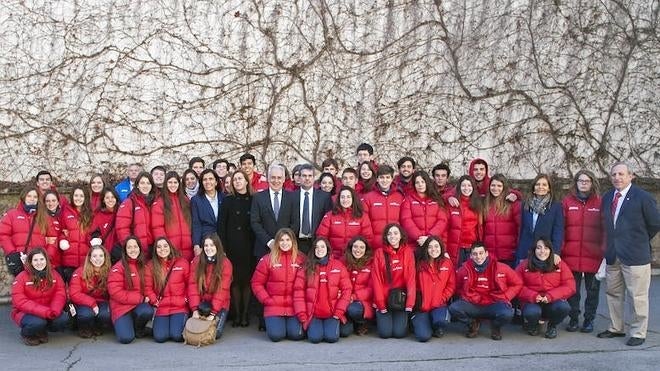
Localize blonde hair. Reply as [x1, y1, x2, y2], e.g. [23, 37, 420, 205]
[269, 228, 299, 267]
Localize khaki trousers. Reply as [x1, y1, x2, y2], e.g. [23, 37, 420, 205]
[605, 260, 651, 338]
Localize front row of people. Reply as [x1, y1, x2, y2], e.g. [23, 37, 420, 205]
[11, 225, 576, 345]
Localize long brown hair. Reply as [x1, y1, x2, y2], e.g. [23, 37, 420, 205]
[162, 171, 192, 227]
[82, 245, 111, 293]
[527, 238, 558, 273]
[456, 175, 483, 216]
[25, 247, 54, 288]
[230, 170, 253, 196]
[150, 237, 181, 292]
[70, 186, 93, 230]
[484, 174, 512, 216]
[332, 186, 363, 217]
[343, 236, 372, 270]
[417, 236, 449, 272]
[269, 228, 299, 267]
[21, 186, 48, 235]
[120, 236, 147, 293]
[411, 170, 443, 205]
[358, 161, 376, 193]
[304, 237, 331, 279]
[195, 233, 225, 294]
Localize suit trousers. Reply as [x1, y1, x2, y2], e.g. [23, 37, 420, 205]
[605, 259, 651, 338]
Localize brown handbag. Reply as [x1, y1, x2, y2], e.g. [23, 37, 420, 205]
[183, 317, 218, 347]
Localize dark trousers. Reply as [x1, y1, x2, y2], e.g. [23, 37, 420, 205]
[375, 310, 408, 339]
[458, 248, 471, 267]
[215, 310, 228, 339]
[153, 312, 187, 343]
[411, 306, 450, 342]
[20, 312, 69, 337]
[75, 301, 111, 330]
[522, 300, 570, 326]
[307, 317, 340, 343]
[297, 238, 313, 255]
[449, 299, 513, 328]
[340, 301, 367, 337]
[264, 316, 304, 342]
[56, 266, 76, 284]
[568, 272, 600, 322]
[113, 303, 154, 344]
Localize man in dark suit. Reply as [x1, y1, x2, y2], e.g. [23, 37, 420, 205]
[597, 161, 659, 346]
[250, 163, 299, 259]
[293, 164, 333, 254]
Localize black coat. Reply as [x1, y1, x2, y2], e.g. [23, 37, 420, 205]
[219, 193, 255, 285]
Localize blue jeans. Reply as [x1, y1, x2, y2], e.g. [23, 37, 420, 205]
[522, 300, 571, 326]
[75, 302, 111, 330]
[411, 306, 450, 342]
[307, 317, 340, 343]
[340, 301, 366, 337]
[449, 299, 513, 328]
[215, 310, 228, 339]
[153, 312, 187, 343]
[568, 272, 600, 322]
[20, 312, 69, 337]
[264, 316, 304, 342]
[375, 310, 408, 339]
[113, 303, 154, 344]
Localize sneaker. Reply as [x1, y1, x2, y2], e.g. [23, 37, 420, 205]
[466, 320, 480, 338]
[566, 318, 579, 332]
[580, 320, 593, 333]
[356, 324, 369, 336]
[37, 331, 49, 344]
[78, 328, 94, 339]
[491, 326, 502, 341]
[433, 328, 445, 338]
[22, 336, 41, 346]
[527, 324, 539, 336]
[545, 324, 558, 339]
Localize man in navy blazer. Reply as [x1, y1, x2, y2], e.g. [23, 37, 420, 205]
[597, 162, 659, 346]
[293, 164, 333, 254]
[250, 163, 299, 258]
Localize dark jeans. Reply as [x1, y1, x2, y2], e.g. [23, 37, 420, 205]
[375, 310, 408, 339]
[307, 317, 340, 343]
[449, 299, 513, 328]
[411, 306, 450, 342]
[264, 316, 304, 342]
[75, 301, 111, 330]
[56, 266, 76, 284]
[215, 310, 228, 339]
[113, 303, 154, 344]
[568, 272, 600, 322]
[20, 312, 69, 337]
[339, 301, 366, 337]
[153, 312, 187, 343]
[522, 300, 570, 326]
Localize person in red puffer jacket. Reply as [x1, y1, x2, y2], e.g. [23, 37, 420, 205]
[339, 236, 374, 337]
[107, 237, 154, 344]
[116, 172, 157, 258]
[0, 187, 48, 269]
[151, 171, 193, 262]
[89, 174, 106, 211]
[371, 223, 416, 339]
[411, 236, 455, 342]
[251, 228, 306, 342]
[42, 190, 64, 269]
[446, 176, 483, 266]
[145, 237, 190, 343]
[516, 239, 576, 339]
[11, 248, 68, 346]
[362, 165, 405, 250]
[293, 237, 352, 343]
[400, 171, 449, 250]
[188, 233, 233, 339]
[69, 245, 112, 338]
[561, 170, 604, 333]
[59, 186, 94, 283]
[483, 174, 521, 267]
[317, 186, 373, 259]
[90, 188, 120, 262]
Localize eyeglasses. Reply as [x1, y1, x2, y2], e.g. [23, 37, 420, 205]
[577, 179, 592, 184]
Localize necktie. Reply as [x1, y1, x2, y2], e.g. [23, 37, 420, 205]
[610, 192, 621, 219]
[301, 191, 311, 235]
[273, 192, 280, 221]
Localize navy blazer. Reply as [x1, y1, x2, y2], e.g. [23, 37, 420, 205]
[250, 189, 299, 258]
[292, 189, 333, 237]
[191, 192, 225, 246]
[516, 201, 564, 260]
[602, 185, 660, 266]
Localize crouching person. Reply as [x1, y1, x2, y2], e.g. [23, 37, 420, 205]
[449, 242, 522, 340]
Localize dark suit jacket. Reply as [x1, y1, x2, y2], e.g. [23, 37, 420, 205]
[292, 188, 333, 237]
[516, 201, 564, 261]
[191, 192, 225, 246]
[602, 185, 660, 266]
[250, 189, 299, 258]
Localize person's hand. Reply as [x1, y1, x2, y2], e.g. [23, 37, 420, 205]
[505, 193, 518, 203]
[417, 236, 428, 247]
[20, 252, 27, 264]
[45, 237, 56, 245]
[448, 197, 459, 207]
[192, 310, 200, 319]
[380, 309, 388, 314]
[193, 245, 202, 256]
[267, 239, 275, 249]
[144, 296, 150, 303]
[207, 314, 216, 321]
[535, 294, 543, 303]
[92, 306, 99, 316]
[553, 255, 561, 264]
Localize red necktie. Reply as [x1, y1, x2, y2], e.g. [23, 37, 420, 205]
[610, 192, 621, 219]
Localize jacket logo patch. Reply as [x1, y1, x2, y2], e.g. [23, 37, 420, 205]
[361, 268, 371, 273]
[477, 277, 488, 282]
[373, 203, 383, 206]
[389, 202, 400, 207]
[440, 267, 449, 271]
[25, 281, 34, 285]
[451, 211, 460, 215]
[568, 207, 579, 211]
[291, 263, 300, 268]
[273, 263, 282, 268]
[392, 259, 400, 264]
[173, 267, 183, 271]
[497, 273, 505, 278]
[17, 215, 26, 219]
[330, 269, 341, 273]
[587, 208, 600, 212]
[348, 222, 360, 226]
[333, 221, 342, 225]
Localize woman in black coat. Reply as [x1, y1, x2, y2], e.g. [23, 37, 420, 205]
[218, 170, 255, 327]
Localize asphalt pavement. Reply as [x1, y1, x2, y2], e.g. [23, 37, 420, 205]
[0, 277, 658, 371]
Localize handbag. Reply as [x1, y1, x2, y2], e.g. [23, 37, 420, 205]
[183, 317, 218, 347]
[383, 253, 407, 311]
[4, 215, 38, 276]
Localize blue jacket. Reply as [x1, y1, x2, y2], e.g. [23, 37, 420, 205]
[602, 185, 660, 266]
[517, 201, 564, 261]
[191, 192, 224, 246]
[115, 178, 132, 203]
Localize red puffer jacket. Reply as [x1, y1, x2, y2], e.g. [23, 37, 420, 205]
[516, 260, 576, 304]
[11, 269, 66, 325]
[108, 259, 148, 323]
[400, 193, 449, 245]
[69, 266, 109, 308]
[561, 194, 604, 273]
[60, 205, 92, 268]
[44, 211, 64, 268]
[90, 208, 117, 250]
[362, 189, 405, 250]
[187, 256, 233, 315]
[115, 194, 153, 256]
[151, 193, 193, 261]
[90, 191, 101, 211]
[293, 258, 352, 329]
[417, 258, 455, 312]
[0, 206, 47, 255]
[316, 209, 373, 259]
[456, 258, 522, 306]
[343, 259, 374, 320]
[145, 257, 190, 316]
[250, 171, 269, 193]
[371, 244, 416, 312]
[446, 196, 482, 265]
[251, 251, 306, 317]
[483, 201, 521, 263]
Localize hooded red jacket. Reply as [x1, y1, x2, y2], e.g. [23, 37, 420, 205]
[468, 158, 490, 197]
[362, 188, 405, 250]
[90, 208, 117, 251]
[69, 266, 109, 308]
[115, 194, 153, 256]
[516, 260, 576, 304]
[107, 259, 148, 323]
[417, 258, 455, 312]
[371, 244, 416, 312]
[151, 193, 193, 261]
[446, 196, 482, 265]
[0, 205, 47, 255]
[561, 194, 604, 273]
[483, 201, 521, 263]
[455, 258, 522, 306]
[187, 255, 233, 315]
[316, 208, 373, 259]
[251, 251, 306, 317]
[11, 269, 66, 325]
[145, 257, 190, 316]
[60, 205, 92, 268]
[400, 193, 449, 245]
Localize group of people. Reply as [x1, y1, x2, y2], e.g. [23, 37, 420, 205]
[1, 143, 658, 347]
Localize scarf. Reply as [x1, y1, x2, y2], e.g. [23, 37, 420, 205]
[23, 204, 37, 214]
[317, 255, 329, 266]
[576, 192, 590, 203]
[531, 255, 550, 272]
[473, 257, 490, 273]
[185, 183, 199, 199]
[529, 195, 551, 215]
